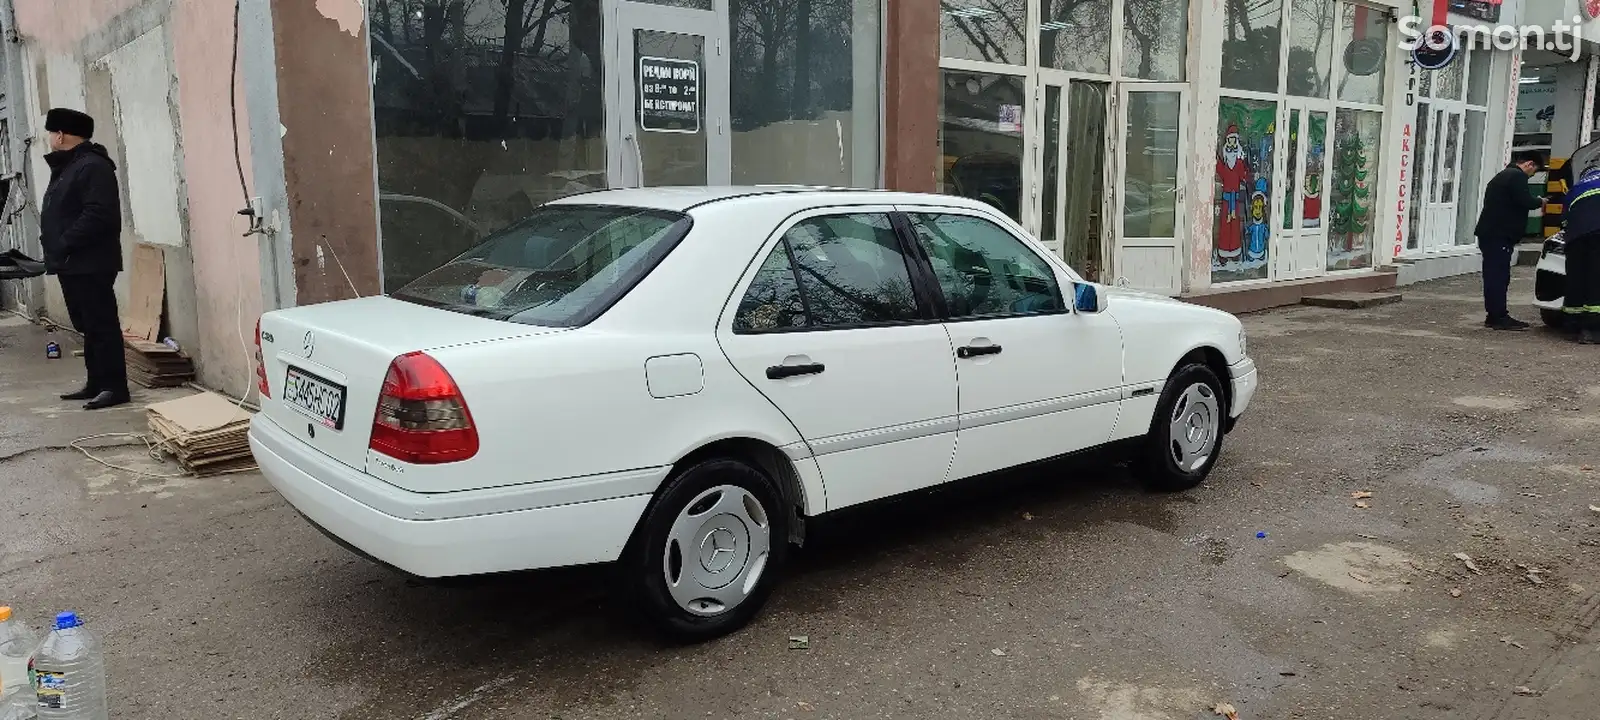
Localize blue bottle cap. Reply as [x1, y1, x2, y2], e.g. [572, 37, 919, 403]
[54, 611, 80, 630]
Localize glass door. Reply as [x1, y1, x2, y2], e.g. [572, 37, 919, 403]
[1035, 78, 1111, 281]
[1277, 103, 1330, 280]
[1113, 84, 1187, 295]
[606, 0, 731, 187]
[1421, 106, 1464, 253]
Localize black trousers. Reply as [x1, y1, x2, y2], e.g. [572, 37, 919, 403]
[1566, 230, 1600, 331]
[57, 272, 128, 396]
[1479, 238, 1515, 319]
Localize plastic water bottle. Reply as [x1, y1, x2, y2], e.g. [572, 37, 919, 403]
[0, 689, 36, 720]
[0, 608, 36, 696]
[30, 613, 104, 720]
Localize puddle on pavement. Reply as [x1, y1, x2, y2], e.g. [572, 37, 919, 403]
[1392, 444, 1551, 505]
[1282, 542, 1415, 594]
[1073, 677, 1210, 720]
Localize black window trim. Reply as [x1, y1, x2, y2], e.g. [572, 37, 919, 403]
[893, 207, 1072, 324]
[389, 203, 695, 329]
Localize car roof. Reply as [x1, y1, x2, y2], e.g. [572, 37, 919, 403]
[545, 186, 998, 213]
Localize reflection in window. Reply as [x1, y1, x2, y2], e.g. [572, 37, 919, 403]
[939, 0, 1027, 65]
[1456, 111, 1487, 246]
[1123, 92, 1181, 239]
[937, 71, 1026, 221]
[1123, 0, 1188, 81]
[1221, 0, 1282, 93]
[1465, 46, 1490, 105]
[1212, 97, 1276, 283]
[1336, 2, 1387, 105]
[1329, 108, 1381, 270]
[730, 0, 881, 187]
[1287, 0, 1333, 97]
[906, 214, 1063, 318]
[367, 0, 605, 293]
[1435, 47, 1464, 101]
[1407, 106, 1429, 250]
[1040, 0, 1111, 75]
[785, 214, 921, 326]
[733, 246, 808, 333]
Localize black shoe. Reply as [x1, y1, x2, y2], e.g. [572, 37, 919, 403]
[1486, 316, 1531, 331]
[59, 386, 96, 401]
[1581, 329, 1600, 345]
[83, 391, 130, 410]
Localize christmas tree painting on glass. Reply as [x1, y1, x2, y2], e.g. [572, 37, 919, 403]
[1327, 110, 1379, 270]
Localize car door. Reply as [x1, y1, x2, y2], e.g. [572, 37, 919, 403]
[716, 208, 959, 511]
[898, 208, 1125, 481]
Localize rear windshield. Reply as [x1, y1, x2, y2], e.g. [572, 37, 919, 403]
[391, 205, 692, 327]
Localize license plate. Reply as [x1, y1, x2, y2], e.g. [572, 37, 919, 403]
[283, 366, 347, 430]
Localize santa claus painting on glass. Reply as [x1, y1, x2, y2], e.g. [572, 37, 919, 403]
[1215, 125, 1251, 264]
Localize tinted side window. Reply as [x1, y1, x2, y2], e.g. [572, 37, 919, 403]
[785, 213, 922, 327]
[905, 213, 1064, 318]
[733, 246, 808, 333]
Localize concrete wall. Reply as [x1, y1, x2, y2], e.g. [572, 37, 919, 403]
[12, 0, 261, 396]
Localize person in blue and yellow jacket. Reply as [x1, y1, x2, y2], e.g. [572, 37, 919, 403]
[1564, 166, 1600, 344]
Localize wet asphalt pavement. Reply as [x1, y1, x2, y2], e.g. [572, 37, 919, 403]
[2, 269, 1599, 720]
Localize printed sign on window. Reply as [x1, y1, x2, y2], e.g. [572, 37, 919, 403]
[639, 56, 700, 134]
[997, 104, 1023, 134]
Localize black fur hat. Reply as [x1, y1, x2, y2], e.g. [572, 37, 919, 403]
[44, 108, 94, 139]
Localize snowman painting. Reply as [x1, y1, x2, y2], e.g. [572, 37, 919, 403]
[1245, 177, 1270, 264]
[1302, 140, 1324, 228]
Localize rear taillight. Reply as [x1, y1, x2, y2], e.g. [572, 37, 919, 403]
[254, 319, 270, 399]
[368, 351, 479, 464]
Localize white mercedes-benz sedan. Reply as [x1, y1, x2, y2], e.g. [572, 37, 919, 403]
[249, 187, 1258, 641]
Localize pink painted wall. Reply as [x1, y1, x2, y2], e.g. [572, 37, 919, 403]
[14, 0, 142, 49]
[170, 0, 262, 397]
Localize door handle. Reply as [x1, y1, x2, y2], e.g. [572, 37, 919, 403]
[766, 362, 825, 380]
[956, 344, 1002, 359]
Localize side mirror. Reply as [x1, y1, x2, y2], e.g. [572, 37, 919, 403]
[1073, 282, 1107, 313]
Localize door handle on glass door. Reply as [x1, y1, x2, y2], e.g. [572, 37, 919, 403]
[766, 363, 826, 380]
[956, 344, 1002, 359]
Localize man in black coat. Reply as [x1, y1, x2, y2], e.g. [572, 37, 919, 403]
[1473, 151, 1545, 331]
[41, 108, 129, 410]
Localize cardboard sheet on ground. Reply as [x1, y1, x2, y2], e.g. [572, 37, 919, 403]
[146, 391, 250, 435]
[124, 244, 164, 342]
[146, 391, 255, 476]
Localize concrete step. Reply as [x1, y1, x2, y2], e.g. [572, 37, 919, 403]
[1301, 291, 1403, 309]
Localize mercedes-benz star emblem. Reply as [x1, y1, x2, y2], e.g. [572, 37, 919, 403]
[302, 330, 315, 358]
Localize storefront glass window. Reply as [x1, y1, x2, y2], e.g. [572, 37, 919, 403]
[1329, 108, 1381, 270]
[1283, 108, 1299, 231]
[1435, 52, 1464, 101]
[1212, 97, 1277, 283]
[1466, 47, 1490, 105]
[367, 0, 605, 293]
[1335, 3, 1387, 105]
[730, 0, 882, 187]
[1287, 0, 1333, 97]
[1123, 0, 1187, 81]
[1457, 111, 1486, 246]
[1221, 0, 1282, 93]
[1407, 106, 1430, 250]
[1041, 0, 1112, 74]
[1302, 112, 1327, 229]
[937, 71, 1026, 221]
[1123, 91, 1182, 238]
[940, 0, 1027, 66]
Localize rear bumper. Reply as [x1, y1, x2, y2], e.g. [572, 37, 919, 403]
[249, 416, 658, 577]
[1227, 357, 1257, 431]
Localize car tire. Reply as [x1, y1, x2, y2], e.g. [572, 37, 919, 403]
[620, 457, 789, 644]
[1135, 363, 1227, 493]
[1541, 309, 1567, 328]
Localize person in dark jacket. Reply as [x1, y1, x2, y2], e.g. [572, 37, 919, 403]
[1474, 151, 1546, 330]
[41, 108, 128, 410]
[1563, 166, 1600, 344]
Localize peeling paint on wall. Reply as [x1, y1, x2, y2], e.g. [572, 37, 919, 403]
[315, 0, 365, 37]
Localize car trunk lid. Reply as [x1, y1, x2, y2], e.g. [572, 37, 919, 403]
[258, 296, 566, 472]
